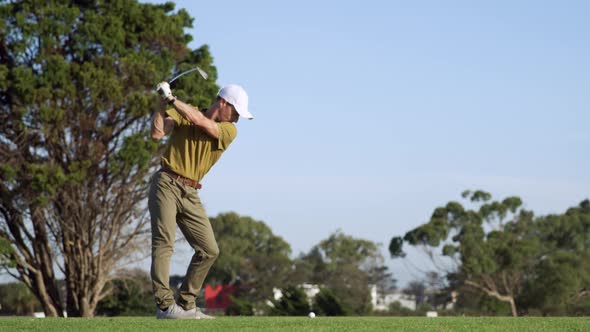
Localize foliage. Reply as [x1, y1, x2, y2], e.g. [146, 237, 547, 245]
[296, 230, 394, 315]
[0, 237, 15, 268]
[386, 301, 416, 316]
[423, 271, 451, 309]
[519, 200, 590, 315]
[312, 287, 348, 316]
[450, 281, 512, 316]
[367, 265, 397, 294]
[403, 281, 426, 306]
[0, 282, 42, 315]
[269, 286, 310, 316]
[400, 274, 453, 311]
[95, 269, 153, 317]
[206, 212, 293, 310]
[207, 221, 394, 316]
[0, 0, 219, 317]
[390, 190, 539, 316]
[390, 191, 590, 316]
[314, 230, 381, 267]
[225, 296, 254, 316]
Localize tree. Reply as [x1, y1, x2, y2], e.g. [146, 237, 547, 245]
[0, 282, 42, 315]
[95, 269, 153, 317]
[0, 237, 15, 268]
[449, 276, 512, 316]
[206, 212, 293, 310]
[387, 301, 415, 316]
[298, 230, 393, 315]
[225, 294, 254, 316]
[519, 200, 590, 315]
[312, 287, 347, 316]
[403, 281, 426, 307]
[269, 285, 310, 316]
[390, 190, 541, 316]
[0, 1, 219, 317]
[393, 194, 590, 316]
[423, 271, 451, 309]
[367, 265, 397, 294]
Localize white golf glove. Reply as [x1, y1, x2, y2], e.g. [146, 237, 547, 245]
[156, 81, 173, 99]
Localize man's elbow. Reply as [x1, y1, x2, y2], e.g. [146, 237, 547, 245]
[151, 131, 164, 141]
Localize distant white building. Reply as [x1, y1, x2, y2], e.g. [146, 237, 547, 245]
[272, 283, 423, 312]
[370, 285, 416, 311]
[300, 283, 320, 301]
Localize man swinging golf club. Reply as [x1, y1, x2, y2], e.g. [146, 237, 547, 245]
[149, 78, 253, 319]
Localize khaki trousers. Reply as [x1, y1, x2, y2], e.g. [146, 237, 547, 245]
[148, 171, 219, 310]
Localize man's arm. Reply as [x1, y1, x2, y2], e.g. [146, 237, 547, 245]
[166, 96, 220, 139]
[151, 101, 175, 141]
[155, 81, 219, 139]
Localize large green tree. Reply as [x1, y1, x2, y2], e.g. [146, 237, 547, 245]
[206, 212, 293, 310]
[520, 200, 590, 315]
[389, 191, 539, 316]
[297, 230, 394, 315]
[0, 0, 219, 317]
[390, 191, 590, 316]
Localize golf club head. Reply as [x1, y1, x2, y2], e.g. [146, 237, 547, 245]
[195, 67, 208, 80]
[168, 66, 208, 85]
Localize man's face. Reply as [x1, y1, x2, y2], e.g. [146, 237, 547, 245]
[216, 99, 239, 123]
[226, 103, 240, 123]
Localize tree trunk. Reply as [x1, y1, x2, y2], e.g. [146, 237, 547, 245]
[509, 298, 517, 317]
[78, 297, 93, 318]
[30, 273, 62, 317]
[464, 280, 519, 316]
[31, 213, 64, 317]
[9, 212, 64, 317]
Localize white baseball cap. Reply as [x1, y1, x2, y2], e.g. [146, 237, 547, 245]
[218, 84, 253, 120]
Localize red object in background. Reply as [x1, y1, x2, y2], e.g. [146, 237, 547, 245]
[204, 284, 236, 309]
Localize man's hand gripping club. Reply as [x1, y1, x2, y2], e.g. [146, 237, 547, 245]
[156, 81, 174, 102]
[154, 81, 220, 139]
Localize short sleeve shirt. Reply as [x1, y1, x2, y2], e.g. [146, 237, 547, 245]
[160, 108, 237, 182]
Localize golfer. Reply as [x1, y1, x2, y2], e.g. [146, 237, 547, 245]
[149, 81, 253, 319]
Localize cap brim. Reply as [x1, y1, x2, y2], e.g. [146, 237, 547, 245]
[236, 108, 254, 120]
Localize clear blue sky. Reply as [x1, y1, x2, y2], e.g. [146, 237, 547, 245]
[144, 0, 589, 286]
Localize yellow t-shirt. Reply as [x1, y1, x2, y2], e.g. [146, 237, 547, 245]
[160, 108, 237, 183]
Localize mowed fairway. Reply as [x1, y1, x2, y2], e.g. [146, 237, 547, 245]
[1, 317, 589, 332]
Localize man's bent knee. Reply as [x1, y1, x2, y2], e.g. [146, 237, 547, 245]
[209, 244, 220, 259]
[193, 244, 219, 263]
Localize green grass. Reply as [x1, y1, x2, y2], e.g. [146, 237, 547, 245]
[1, 317, 589, 332]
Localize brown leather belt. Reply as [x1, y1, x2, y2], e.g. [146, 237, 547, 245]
[160, 168, 202, 189]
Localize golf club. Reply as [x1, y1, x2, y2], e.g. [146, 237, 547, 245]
[168, 66, 208, 84]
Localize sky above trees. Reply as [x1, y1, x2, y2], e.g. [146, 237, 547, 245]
[136, 0, 589, 286]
